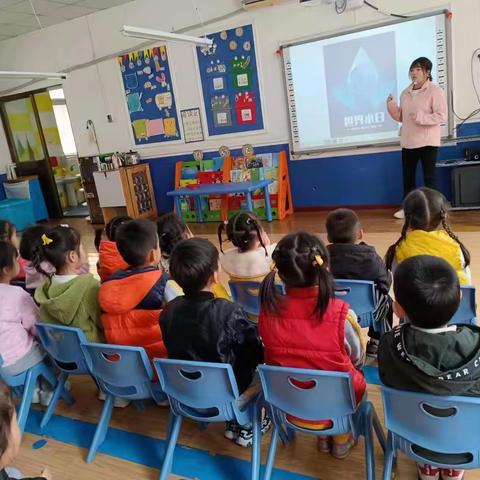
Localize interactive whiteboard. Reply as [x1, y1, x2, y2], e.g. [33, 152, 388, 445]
[282, 11, 452, 154]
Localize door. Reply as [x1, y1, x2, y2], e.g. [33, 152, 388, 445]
[0, 92, 63, 218]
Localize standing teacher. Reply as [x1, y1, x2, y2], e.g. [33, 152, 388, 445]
[386, 57, 448, 219]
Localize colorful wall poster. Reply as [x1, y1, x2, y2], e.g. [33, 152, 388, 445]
[196, 24, 264, 136]
[119, 45, 181, 144]
[181, 108, 204, 143]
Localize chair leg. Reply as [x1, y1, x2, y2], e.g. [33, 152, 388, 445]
[372, 407, 386, 452]
[16, 370, 37, 433]
[41, 372, 69, 428]
[383, 432, 395, 480]
[159, 413, 182, 480]
[86, 394, 115, 463]
[263, 425, 279, 480]
[250, 401, 261, 480]
[363, 406, 375, 480]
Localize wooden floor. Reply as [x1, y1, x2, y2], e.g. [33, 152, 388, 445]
[15, 208, 480, 480]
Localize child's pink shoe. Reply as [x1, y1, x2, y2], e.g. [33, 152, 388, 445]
[417, 464, 440, 480]
[440, 469, 464, 480]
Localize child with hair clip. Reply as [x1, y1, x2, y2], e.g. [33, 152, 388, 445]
[259, 232, 366, 459]
[385, 187, 471, 284]
[157, 213, 229, 299]
[0, 242, 53, 406]
[0, 381, 52, 479]
[0, 221, 26, 282]
[94, 216, 131, 281]
[34, 226, 104, 343]
[218, 211, 276, 282]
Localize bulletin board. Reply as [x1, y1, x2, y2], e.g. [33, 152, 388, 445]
[118, 45, 181, 145]
[196, 24, 264, 136]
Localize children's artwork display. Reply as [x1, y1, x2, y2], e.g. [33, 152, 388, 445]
[196, 24, 264, 136]
[119, 46, 181, 145]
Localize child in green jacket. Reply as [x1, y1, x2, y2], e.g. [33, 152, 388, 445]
[34, 226, 104, 343]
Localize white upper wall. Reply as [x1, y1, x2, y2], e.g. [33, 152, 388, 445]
[0, 0, 479, 173]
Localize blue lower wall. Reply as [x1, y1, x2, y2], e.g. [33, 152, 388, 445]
[144, 122, 480, 213]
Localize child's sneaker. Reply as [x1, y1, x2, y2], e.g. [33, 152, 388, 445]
[235, 416, 272, 447]
[31, 387, 40, 404]
[317, 436, 331, 453]
[331, 435, 356, 459]
[440, 469, 464, 480]
[366, 338, 379, 357]
[39, 389, 54, 407]
[417, 464, 440, 480]
[224, 421, 240, 441]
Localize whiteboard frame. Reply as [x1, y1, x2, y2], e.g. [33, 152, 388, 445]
[280, 9, 454, 156]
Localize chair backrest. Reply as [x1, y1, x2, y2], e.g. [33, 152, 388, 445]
[334, 279, 376, 327]
[258, 365, 356, 435]
[36, 323, 89, 374]
[229, 280, 285, 317]
[81, 343, 154, 400]
[449, 286, 477, 325]
[154, 358, 247, 424]
[382, 386, 480, 467]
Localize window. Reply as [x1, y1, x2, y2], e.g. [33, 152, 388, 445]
[49, 88, 77, 156]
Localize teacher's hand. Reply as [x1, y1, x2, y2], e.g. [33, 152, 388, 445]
[386, 94, 394, 103]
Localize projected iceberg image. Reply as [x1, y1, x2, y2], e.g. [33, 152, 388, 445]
[324, 31, 398, 140]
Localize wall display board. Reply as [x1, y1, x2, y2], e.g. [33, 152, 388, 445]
[119, 46, 181, 144]
[196, 24, 264, 136]
[282, 11, 452, 154]
[181, 108, 204, 143]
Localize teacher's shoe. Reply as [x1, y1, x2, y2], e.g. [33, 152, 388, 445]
[393, 209, 405, 219]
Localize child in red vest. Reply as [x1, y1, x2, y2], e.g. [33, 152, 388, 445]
[99, 219, 172, 362]
[95, 216, 131, 281]
[259, 232, 366, 459]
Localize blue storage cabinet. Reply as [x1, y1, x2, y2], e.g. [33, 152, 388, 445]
[0, 199, 35, 231]
[2, 176, 48, 222]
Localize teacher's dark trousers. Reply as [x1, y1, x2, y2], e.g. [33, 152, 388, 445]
[402, 146, 438, 197]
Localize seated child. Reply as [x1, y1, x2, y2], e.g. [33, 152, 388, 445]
[0, 242, 53, 406]
[259, 232, 365, 459]
[378, 255, 473, 480]
[94, 215, 131, 281]
[326, 208, 393, 355]
[34, 226, 104, 343]
[218, 212, 276, 282]
[157, 213, 228, 300]
[0, 220, 26, 281]
[385, 187, 471, 284]
[160, 238, 265, 447]
[0, 381, 52, 479]
[100, 219, 170, 361]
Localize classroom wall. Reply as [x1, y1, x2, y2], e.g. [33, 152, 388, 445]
[0, 0, 480, 209]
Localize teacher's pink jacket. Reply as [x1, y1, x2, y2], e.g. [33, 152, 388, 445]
[387, 80, 447, 149]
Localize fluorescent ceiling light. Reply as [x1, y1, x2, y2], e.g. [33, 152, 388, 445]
[0, 71, 67, 80]
[122, 25, 213, 47]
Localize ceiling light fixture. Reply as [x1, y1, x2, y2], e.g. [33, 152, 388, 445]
[0, 71, 67, 80]
[121, 25, 213, 47]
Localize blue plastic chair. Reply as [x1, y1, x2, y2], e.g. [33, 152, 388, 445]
[154, 358, 262, 480]
[334, 279, 379, 330]
[36, 324, 91, 428]
[81, 343, 163, 463]
[449, 286, 477, 325]
[381, 386, 480, 479]
[258, 365, 386, 480]
[229, 280, 285, 317]
[0, 353, 71, 433]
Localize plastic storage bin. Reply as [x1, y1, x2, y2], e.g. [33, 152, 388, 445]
[0, 199, 35, 231]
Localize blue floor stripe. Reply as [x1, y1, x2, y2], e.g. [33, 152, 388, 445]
[25, 409, 316, 480]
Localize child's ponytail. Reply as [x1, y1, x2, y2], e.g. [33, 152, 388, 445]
[218, 221, 227, 254]
[225, 212, 268, 256]
[311, 248, 335, 317]
[260, 269, 281, 314]
[385, 221, 409, 270]
[441, 213, 471, 267]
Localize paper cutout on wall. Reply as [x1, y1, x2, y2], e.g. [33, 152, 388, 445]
[147, 119, 164, 137]
[132, 119, 148, 139]
[163, 118, 177, 137]
[125, 74, 138, 89]
[127, 93, 142, 113]
[155, 92, 172, 110]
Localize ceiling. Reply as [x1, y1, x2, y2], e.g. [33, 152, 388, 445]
[0, 0, 135, 41]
